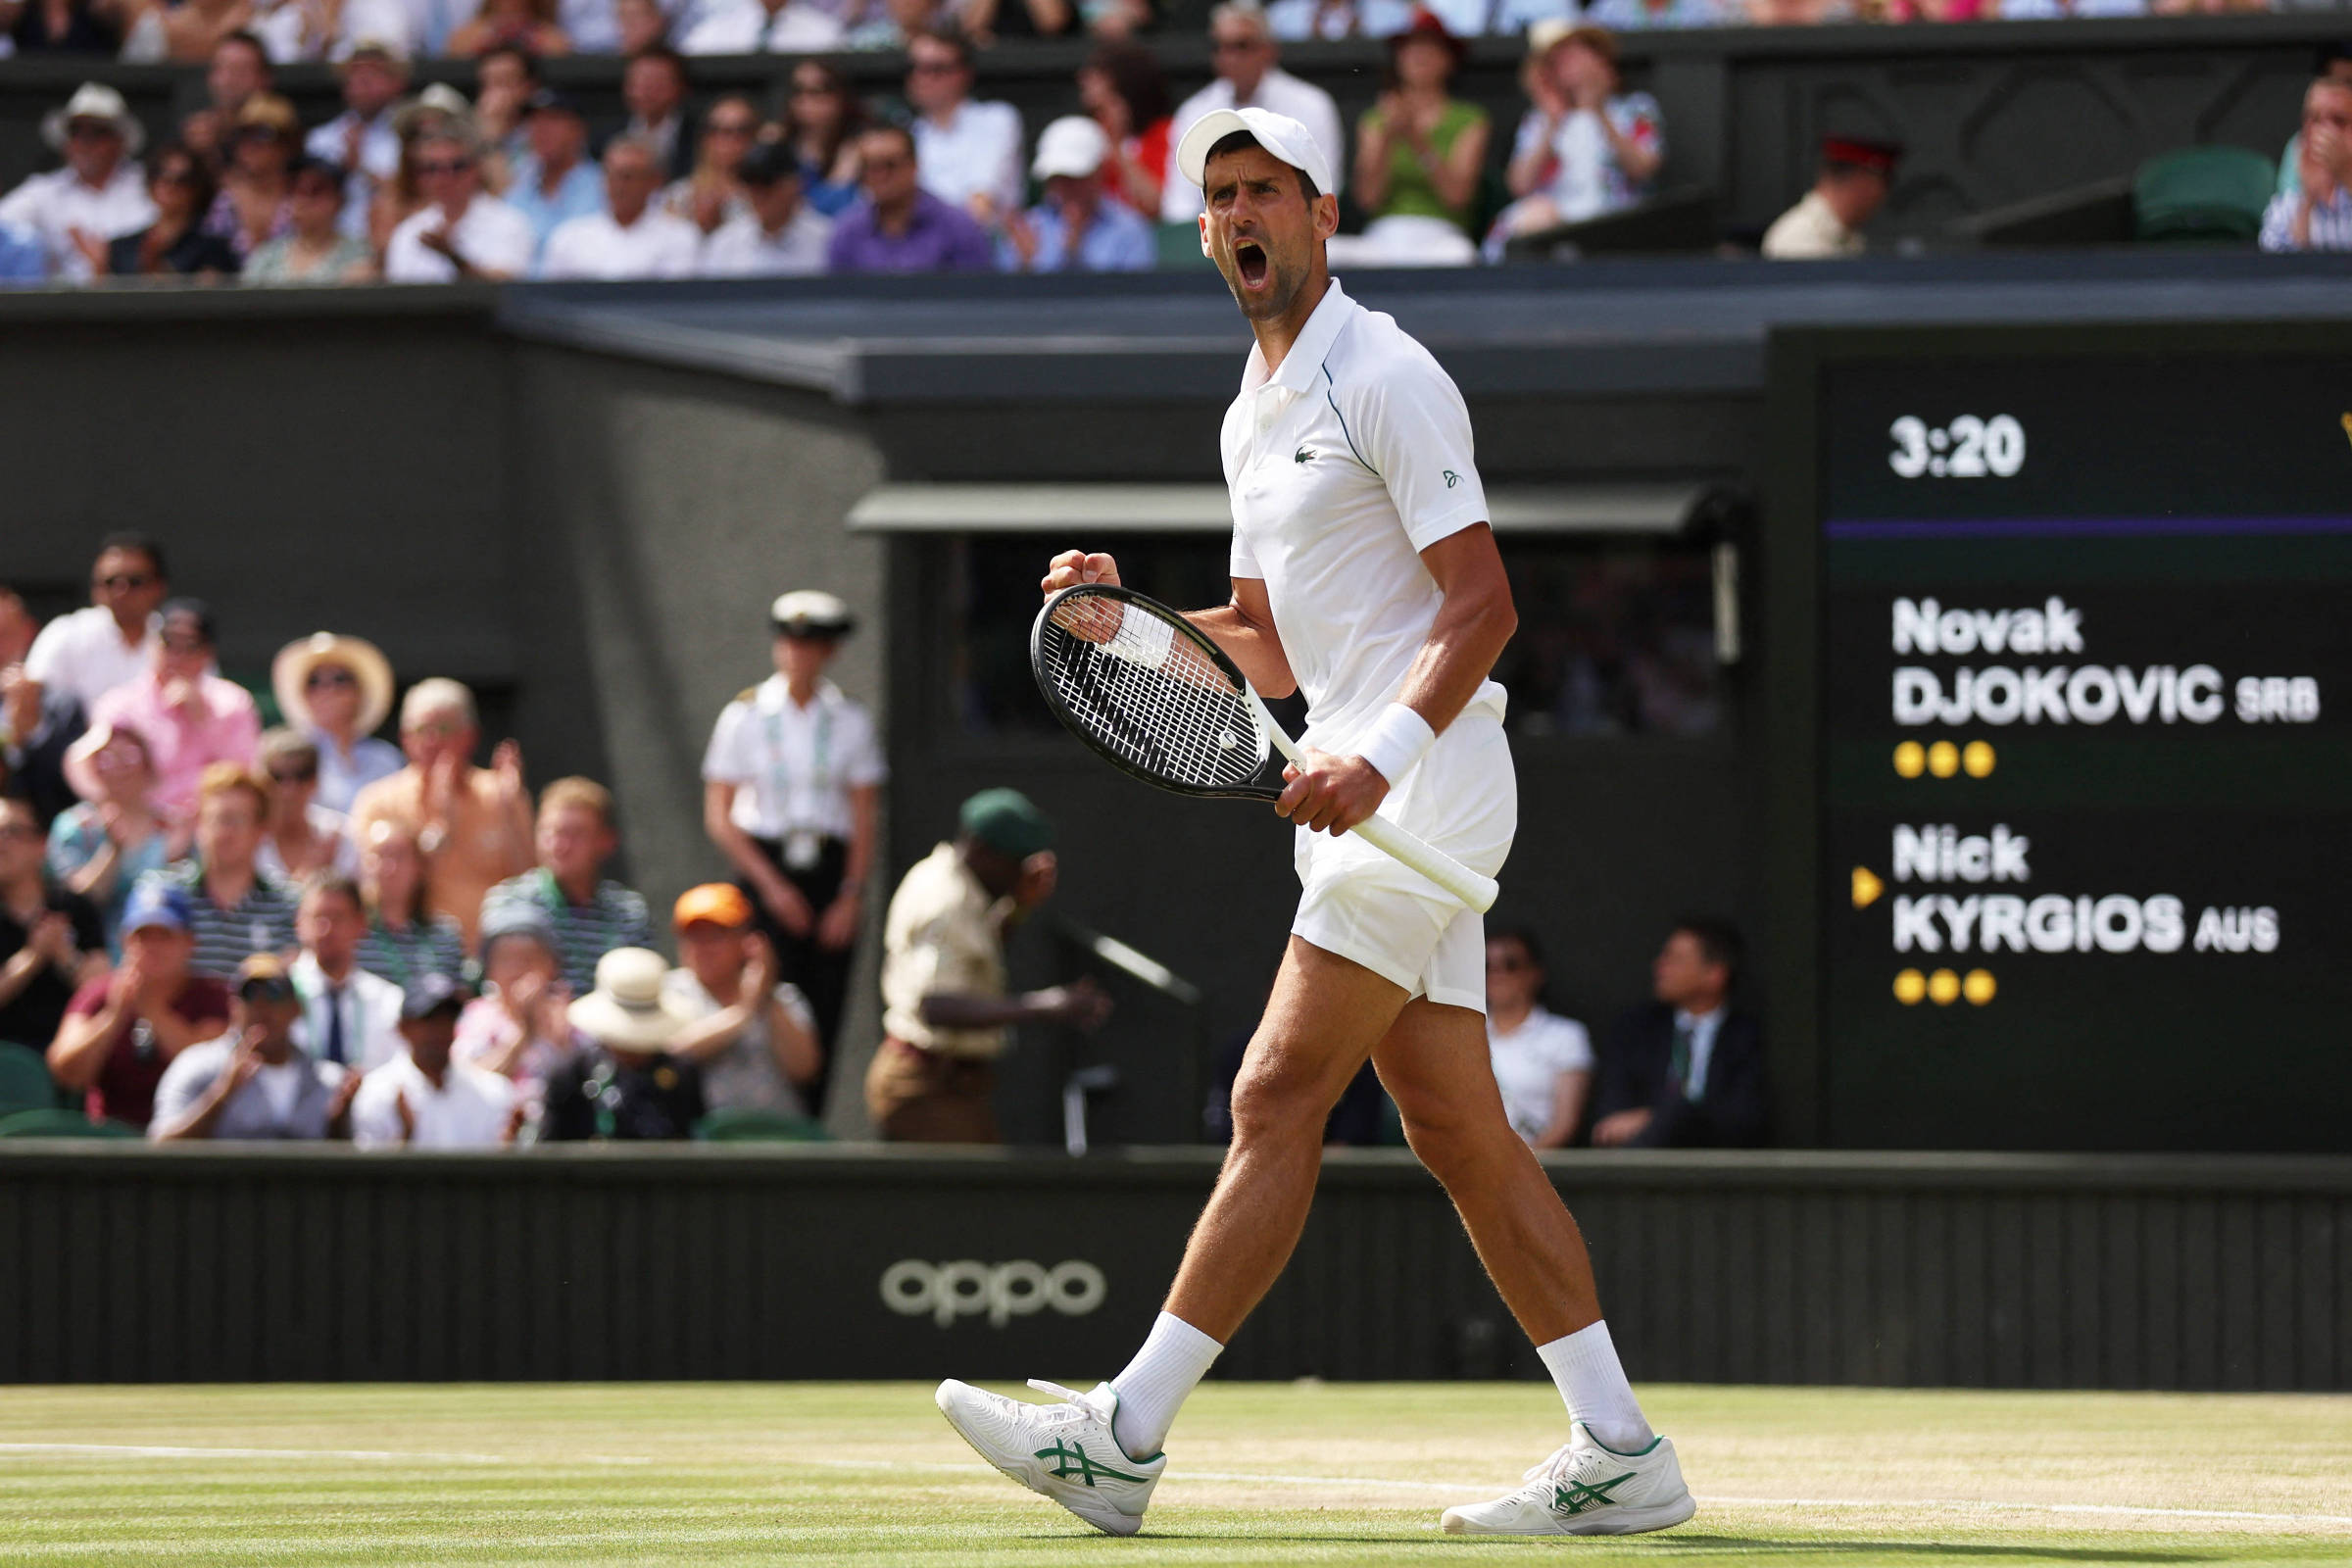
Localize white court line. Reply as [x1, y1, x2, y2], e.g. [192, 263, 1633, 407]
[8, 1444, 2347, 1529]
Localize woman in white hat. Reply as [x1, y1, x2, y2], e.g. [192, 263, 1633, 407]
[271, 632, 401, 815]
[46, 721, 179, 955]
[699, 588, 886, 1115]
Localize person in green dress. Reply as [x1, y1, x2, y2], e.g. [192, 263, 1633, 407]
[1351, 10, 1490, 250]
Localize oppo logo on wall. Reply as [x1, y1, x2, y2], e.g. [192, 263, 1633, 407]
[880, 1259, 1108, 1328]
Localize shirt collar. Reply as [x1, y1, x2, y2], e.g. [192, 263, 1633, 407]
[1674, 1005, 1723, 1033]
[1243, 277, 1356, 398]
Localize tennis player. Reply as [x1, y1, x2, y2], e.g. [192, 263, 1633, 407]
[935, 106, 1693, 1541]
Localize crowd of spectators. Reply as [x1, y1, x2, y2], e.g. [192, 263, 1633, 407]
[1, 0, 2330, 286]
[0, 532, 854, 1146]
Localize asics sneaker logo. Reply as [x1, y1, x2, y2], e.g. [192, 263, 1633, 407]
[1551, 1472, 1637, 1516]
[1034, 1441, 1151, 1489]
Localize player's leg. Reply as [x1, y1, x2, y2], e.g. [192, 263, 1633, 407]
[1374, 994, 1693, 1536]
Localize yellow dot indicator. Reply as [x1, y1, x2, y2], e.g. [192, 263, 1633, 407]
[1928, 968, 1961, 1005]
[1927, 741, 1960, 778]
[1893, 741, 1926, 778]
[1962, 740, 1995, 778]
[1963, 969, 1997, 1005]
[1893, 968, 1927, 1004]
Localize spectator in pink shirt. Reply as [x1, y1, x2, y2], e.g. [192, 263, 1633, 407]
[89, 600, 259, 823]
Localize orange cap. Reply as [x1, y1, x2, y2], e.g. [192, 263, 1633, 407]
[673, 883, 754, 931]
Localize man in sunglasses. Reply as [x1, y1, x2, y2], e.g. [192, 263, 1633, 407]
[19, 535, 169, 730]
[150, 954, 360, 1142]
[1159, 2, 1342, 223]
[90, 599, 261, 821]
[383, 129, 534, 284]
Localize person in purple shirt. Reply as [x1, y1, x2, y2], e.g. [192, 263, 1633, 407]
[826, 123, 995, 275]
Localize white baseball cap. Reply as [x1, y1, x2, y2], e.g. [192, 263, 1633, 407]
[1032, 115, 1109, 181]
[1175, 107, 1332, 200]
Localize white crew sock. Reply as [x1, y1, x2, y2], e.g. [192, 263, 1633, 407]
[1535, 1320, 1654, 1454]
[1107, 1311, 1224, 1461]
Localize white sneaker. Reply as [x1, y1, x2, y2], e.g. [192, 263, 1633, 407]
[1440, 1423, 1696, 1537]
[934, 1378, 1166, 1537]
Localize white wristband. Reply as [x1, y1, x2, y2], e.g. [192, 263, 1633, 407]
[1354, 703, 1437, 786]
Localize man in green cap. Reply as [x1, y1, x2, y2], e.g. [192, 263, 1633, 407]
[865, 787, 1110, 1142]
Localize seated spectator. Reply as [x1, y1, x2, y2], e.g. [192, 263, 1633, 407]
[307, 39, 408, 235]
[0, 82, 156, 283]
[961, 0, 1073, 43]
[2276, 46, 2352, 199]
[351, 973, 516, 1149]
[906, 28, 1025, 224]
[681, 0, 843, 52]
[1001, 117, 1153, 272]
[89, 599, 260, 820]
[1081, 39, 1173, 220]
[1267, 0, 1413, 39]
[19, 534, 166, 720]
[702, 139, 834, 276]
[446, 0, 571, 57]
[868, 789, 1107, 1144]
[478, 777, 650, 996]
[621, 46, 695, 181]
[1, 588, 85, 829]
[355, 818, 467, 987]
[471, 44, 538, 177]
[784, 61, 866, 219]
[350, 679, 534, 949]
[0, 792, 108, 1051]
[1163, 3, 1346, 222]
[10, 0, 122, 53]
[541, 947, 705, 1141]
[201, 94, 299, 262]
[106, 142, 240, 280]
[290, 874, 404, 1073]
[195, 29, 271, 119]
[1763, 135, 1898, 260]
[49, 722, 180, 951]
[47, 884, 227, 1131]
[504, 91, 605, 262]
[1483, 927, 1592, 1148]
[242, 157, 375, 283]
[256, 730, 359, 883]
[827, 123, 995, 274]
[612, 0, 667, 51]
[1489, 24, 1662, 256]
[1582, 0, 1726, 25]
[146, 763, 299, 981]
[662, 95, 760, 239]
[664, 884, 819, 1117]
[540, 137, 702, 279]
[270, 633, 401, 815]
[1591, 919, 1767, 1149]
[1352, 11, 1489, 250]
[383, 129, 535, 282]
[2263, 77, 2352, 253]
[149, 954, 358, 1141]
[454, 901, 581, 1115]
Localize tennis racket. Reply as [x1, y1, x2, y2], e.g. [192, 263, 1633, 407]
[1030, 583, 1498, 913]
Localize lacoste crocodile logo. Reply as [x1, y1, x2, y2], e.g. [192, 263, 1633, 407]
[1295, 447, 1316, 464]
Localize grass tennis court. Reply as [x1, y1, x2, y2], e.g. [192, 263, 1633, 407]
[4, 1382, 2348, 1565]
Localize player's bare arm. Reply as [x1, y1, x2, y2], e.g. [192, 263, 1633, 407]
[1277, 524, 1515, 837]
[1042, 548, 1298, 695]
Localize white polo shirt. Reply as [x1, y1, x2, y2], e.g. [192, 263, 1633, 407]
[23, 606, 157, 713]
[350, 1050, 516, 1150]
[701, 208, 833, 277]
[384, 196, 536, 283]
[680, 0, 845, 52]
[1162, 70, 1346, 221]
[538, 208, 703, 280]
[912, 100, 1025, 218]
[702, 675, 888, 842]
[1223, 279, 1503, 753]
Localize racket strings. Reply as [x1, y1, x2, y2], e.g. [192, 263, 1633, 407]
[1041, 595, 1267, 790]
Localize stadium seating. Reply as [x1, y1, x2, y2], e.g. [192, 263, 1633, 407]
[2133, 145, 2278, 243]
[0, 1042, 60, 1115]
[694, 1107, 831, 1143]
[0, 1107, 136, 1139]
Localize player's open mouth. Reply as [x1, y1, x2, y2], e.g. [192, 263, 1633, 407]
[1233, 240, 1269, 289]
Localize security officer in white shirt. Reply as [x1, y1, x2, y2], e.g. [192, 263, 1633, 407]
[948, 106, 1694, 1541]
[701, 591, 887, 1111]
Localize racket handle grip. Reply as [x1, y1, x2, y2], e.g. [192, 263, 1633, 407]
[1348, 814, 1499, 915]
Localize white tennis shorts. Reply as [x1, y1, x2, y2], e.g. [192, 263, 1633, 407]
[1291, 710, 1516, 1011]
